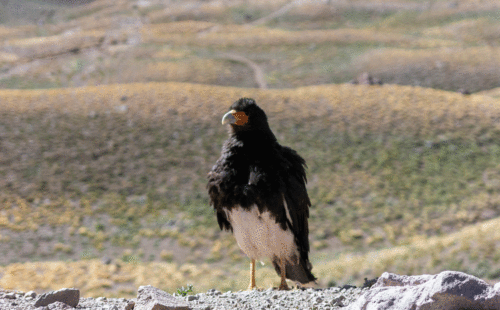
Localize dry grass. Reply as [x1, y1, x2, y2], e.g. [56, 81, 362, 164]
[0, 82, 498, 135]
[317, 216, 500, 287]
[1, 1, 498, 90]
[478, 87, 500, 99]
[354, 47, 500, 92]
[1, 216, 498, 297]
[424, 18, 500, 43]
[0, 82, 499, 268]
[142, 22, 454, 48]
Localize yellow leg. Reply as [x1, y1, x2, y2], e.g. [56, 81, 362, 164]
[247, 259, 256, 290]
[278, 257, 290, 290]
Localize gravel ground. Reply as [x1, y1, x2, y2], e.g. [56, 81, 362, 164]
[180, 286, 366, 310]
[0, 286, 367, 310]
[0, 287, 368, 310]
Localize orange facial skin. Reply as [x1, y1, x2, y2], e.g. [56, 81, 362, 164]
[233, 111, 248, 126]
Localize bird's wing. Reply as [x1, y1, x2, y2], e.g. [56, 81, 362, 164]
[208, 166, 233, 231]
[280, 146, 311, 255]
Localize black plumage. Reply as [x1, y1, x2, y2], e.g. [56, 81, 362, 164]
[207, 98, 316, 289]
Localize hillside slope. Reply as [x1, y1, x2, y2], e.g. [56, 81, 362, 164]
[0, 82, 499, 296]
[1, 0, 500, 299]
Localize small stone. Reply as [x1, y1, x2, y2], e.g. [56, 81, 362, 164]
[48, 301, 71, 309]
[332, 295, 345, 306]
[125, 301, 135, 310]
[187, 295, 198, 301]
[26, 291, 37, 298]
[96, 296, 107, 302]
[102, 257, 112, 265]
[5, 293, 16, 299]
[136, 285, 189, 310]
[115, 104, 128, 113]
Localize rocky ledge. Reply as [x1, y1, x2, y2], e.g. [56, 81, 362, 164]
[1, 271, 499, 310]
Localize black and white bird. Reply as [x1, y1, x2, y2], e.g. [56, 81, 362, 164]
[207, 98, 316, 290]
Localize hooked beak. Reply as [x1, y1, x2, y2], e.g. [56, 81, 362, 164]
[222, 110, 237, 125]
[222, 110, 248, 126]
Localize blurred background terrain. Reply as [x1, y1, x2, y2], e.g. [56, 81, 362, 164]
[0, 0, 499, 298]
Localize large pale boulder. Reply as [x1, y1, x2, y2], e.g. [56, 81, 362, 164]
[347, 271, 500, 310]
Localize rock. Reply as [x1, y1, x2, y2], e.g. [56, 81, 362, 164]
[346, 271, 500, 310]
[135, 285, 190, 310]
[102, 256, 113, 265]
[34, 288, 80, 308]
[351, 72, 383, 85]
[5, 292, 16, 299]
[115, 104, 128, 113]
[25, 291, 37, 298]
[46, 300, 74, 309]
[125, 300, 135, 310]
[362, 277, 378, 289]
[458, 88, 470, 95]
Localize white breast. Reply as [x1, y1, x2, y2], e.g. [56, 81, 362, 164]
[225, 205, 299, 262]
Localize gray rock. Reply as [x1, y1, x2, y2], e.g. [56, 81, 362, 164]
[186, 295, 198, 301]
[5, 292, 16, 299]
[125, 300, 135, 310]
[25, 290, 37, 298]
[375, 272, 434, 287]
[102, 257, 113, 265]
[34, 288, 80, 308]
[47, 300, 73, 309]
[347, 271, 500, 310]
[136, 285, 190, 310]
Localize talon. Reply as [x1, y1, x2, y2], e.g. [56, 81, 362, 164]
[278, 257, 290, 290]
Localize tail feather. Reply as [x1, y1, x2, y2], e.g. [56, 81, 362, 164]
[272, 254, 316, 286]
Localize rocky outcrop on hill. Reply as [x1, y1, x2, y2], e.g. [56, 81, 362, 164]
[0, 271, 498, 310]
[350, 72, 383, 85]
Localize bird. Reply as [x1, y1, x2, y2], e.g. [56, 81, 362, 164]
[207, 98, 316, 290]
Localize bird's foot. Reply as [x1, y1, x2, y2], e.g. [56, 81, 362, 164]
[247, 285, 261, 291]
[278, 283, 290, 290]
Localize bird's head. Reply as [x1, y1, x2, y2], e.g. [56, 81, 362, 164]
[222, 98, 270, 133]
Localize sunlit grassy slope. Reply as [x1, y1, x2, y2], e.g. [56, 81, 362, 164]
[1, 0, 500, 91]
[1, 210, 499, 297]
[0, 82, 499, 296]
